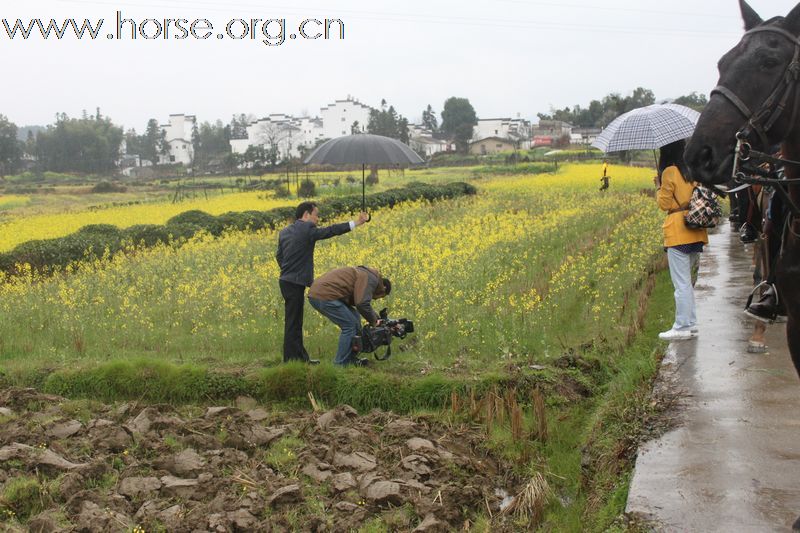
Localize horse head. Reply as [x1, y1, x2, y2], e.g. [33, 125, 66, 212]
[686, 0, 800, 186]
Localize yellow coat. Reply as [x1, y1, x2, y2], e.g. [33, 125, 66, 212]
[657, 165, 709, 247]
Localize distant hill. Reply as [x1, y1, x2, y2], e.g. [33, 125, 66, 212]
[17, 125, 45, 142]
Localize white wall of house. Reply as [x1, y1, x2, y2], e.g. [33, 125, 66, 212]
[472, 117, 532, 149]
[159, 114, 195, 165]
[409, 136, 451, 157]
[320, 98, 371, 139]
[228, 97, 372, 162]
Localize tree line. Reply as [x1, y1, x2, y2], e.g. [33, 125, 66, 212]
[536, 88, 708, 128]
[0, 111, 241, 177]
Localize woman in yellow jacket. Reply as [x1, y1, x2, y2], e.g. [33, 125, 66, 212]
[655, 140, 708, 341]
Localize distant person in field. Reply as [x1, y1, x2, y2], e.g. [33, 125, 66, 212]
[654, 139, 708, 341]
[307, 265, 391, 367]
[600, 159, 610, 191]
[276, 202, 368, 364]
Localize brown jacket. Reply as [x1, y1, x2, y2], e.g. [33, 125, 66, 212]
[657, 165, 709, 247]
[308, 266, 387, 324]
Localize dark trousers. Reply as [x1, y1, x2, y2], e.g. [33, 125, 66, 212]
[279, 279, 310, 362]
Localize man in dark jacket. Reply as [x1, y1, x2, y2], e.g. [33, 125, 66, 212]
[276, 202, 368, 363]
[307, 266, 391, 366]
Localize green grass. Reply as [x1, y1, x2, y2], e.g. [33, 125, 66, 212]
[537, 269, 673, 530]
[264, 435, 304, 474]
[1, 476, 47, 521]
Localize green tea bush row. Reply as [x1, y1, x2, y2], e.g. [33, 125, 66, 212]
[0, 181, 476, 276]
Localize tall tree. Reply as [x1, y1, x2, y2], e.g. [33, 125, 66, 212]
[0, 115, 22, 177]
[159, 129, 170, 162]
[421, 104, 438, 131]
[366, 99, 410, 141]
[440, 97, 477, 153]
[143, 118, 160, 163]
[35, 113, 123, 173]
[191, 122, 201, 166]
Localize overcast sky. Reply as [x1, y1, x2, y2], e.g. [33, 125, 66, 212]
[2, 0, 798, 131]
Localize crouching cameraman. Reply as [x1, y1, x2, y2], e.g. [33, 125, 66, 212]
[307, 266, 391, 367]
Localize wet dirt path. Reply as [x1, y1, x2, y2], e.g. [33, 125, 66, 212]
[626, 223, 800, 531]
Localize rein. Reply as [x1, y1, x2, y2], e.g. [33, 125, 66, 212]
[733, 136, 800, 218]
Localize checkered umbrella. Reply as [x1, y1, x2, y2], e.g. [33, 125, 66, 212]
[591, 104, 700, 152]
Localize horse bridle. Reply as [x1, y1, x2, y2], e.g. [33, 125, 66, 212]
[711, 25, 800, 218]
[712, 25, 800, 152]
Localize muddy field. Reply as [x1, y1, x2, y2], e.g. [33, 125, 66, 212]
[0, 388, 531, 532]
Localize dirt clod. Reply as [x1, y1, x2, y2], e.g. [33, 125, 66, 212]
[0, 387, 525, 531]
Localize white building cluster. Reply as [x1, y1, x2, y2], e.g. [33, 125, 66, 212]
[229, 98, 372, 162]
[155, 100, 539, 166]
[471, 117, 532, 151]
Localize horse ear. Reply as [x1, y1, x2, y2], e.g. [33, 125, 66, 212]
[785, 3, 800, 35]
[739, 0, 763, 31]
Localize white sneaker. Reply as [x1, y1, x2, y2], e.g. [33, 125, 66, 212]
[658, 328, 696, 341]
[690, 326, 699, 333]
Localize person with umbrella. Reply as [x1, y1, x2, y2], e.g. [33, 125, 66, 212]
[655, 140, 708, 341]
[591, 104, 707, 341]
[276, 201, 369, 364]
[303, 133, 424, 218]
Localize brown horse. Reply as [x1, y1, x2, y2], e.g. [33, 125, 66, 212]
[686, 1, 800, 382]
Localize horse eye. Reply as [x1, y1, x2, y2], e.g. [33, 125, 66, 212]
[762, 57, 781, 69]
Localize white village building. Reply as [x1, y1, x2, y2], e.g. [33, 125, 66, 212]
[408, 124, 453, 157]
[229, 97, 373, 161]
[472, 117, 532, 150]
[159, 114, 196, 165]
[319, 97, 372, 139]
[230, 114, 325, 162]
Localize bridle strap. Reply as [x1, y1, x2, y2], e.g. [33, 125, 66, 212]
[710, 85, 754, 119]
[746, 25, 800, 47]
[713, 25, 800, 149]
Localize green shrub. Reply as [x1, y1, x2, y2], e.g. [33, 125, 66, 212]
[123, 224, 173, 247]
[166, 210, 224, 235]
[91, 181, 127, 193]
[298, 179, 316, 197]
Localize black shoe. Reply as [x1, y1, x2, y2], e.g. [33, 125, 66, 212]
[284, 357, 320, 365]
[739, 223, 758, 244]
[744, 284, 778, 323]
[352, 358, 370, 367]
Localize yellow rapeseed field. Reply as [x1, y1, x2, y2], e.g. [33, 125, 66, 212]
[0, 163, 664, 373]
[0, 191, 294, 253]
[0, 194, 31, 211]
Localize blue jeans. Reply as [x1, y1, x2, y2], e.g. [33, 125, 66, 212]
[308, 297, 362, 365]
[667, 247, 699, 330]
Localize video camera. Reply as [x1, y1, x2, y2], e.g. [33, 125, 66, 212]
[352, 308, 415, 361]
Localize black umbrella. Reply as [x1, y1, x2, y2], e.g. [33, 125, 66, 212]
[303, 134, 424, 216]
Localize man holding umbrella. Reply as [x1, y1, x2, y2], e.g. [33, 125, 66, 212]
[276, 201, 369, 364]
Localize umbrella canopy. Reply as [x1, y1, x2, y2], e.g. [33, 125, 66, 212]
[303, 134, 424, 166]
[591, 104, 700, 153]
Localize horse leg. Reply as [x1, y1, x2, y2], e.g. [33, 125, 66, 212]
[776, 221, 800, 375]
